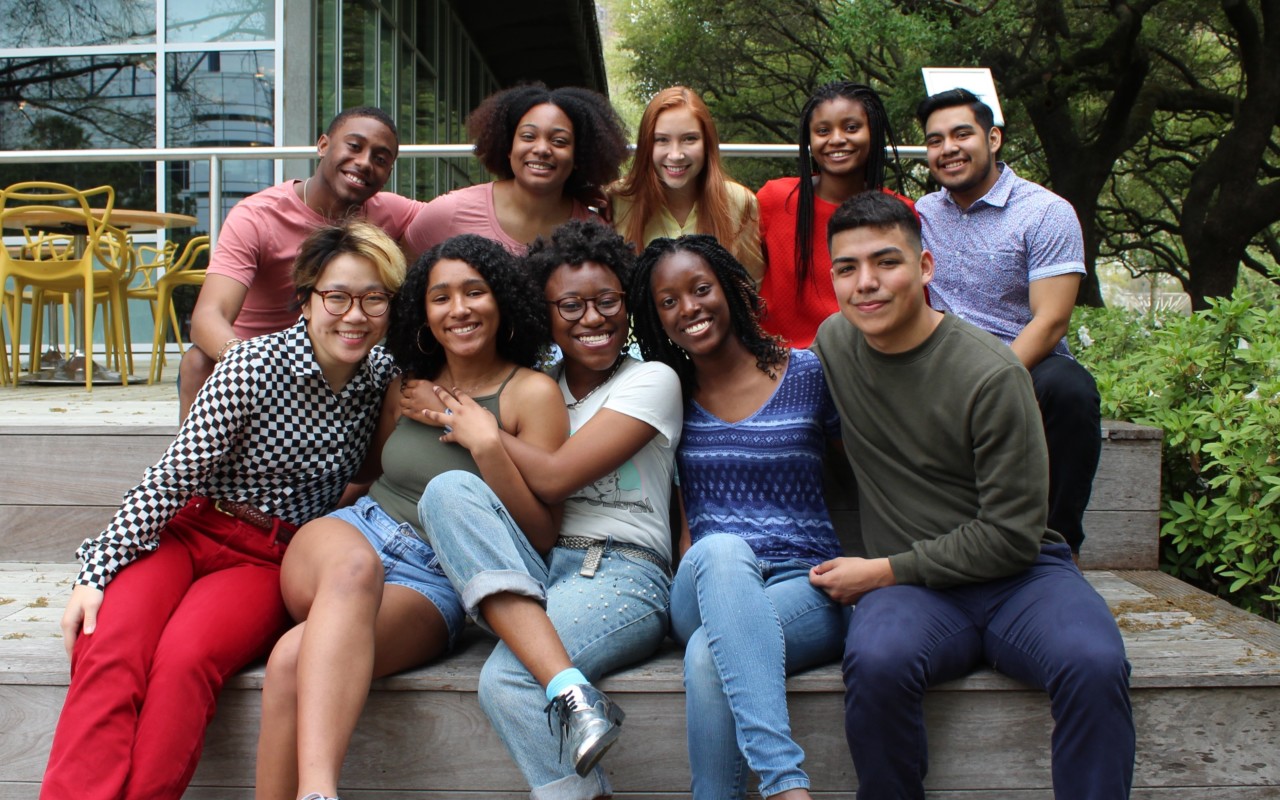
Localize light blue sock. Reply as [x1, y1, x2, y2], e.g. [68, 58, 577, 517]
[545, 667, 589, 702]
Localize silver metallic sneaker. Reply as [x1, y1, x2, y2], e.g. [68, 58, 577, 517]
[545, 683, 626, 777]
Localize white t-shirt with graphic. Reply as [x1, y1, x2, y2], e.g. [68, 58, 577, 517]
[555, 356, 683, 560]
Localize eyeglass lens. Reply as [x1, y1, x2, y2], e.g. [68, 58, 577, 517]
[551, 291, 625, 321]
[318, 290, 392, 317]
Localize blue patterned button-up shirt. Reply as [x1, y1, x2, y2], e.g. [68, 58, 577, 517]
[917, 163, 1085, 357]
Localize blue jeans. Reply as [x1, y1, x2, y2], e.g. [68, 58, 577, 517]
[419, 471, 671, 800]
[670, 534, 845, 799]
[842, 543, 1134, 799]
[327, 496, 465, 648]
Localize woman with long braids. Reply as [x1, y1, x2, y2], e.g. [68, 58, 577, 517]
[757, 81, 914, 346]
[405, 83, 629, 255]
[630, 234, 846, 800]
[610, 86, 763, 281]
[254, 234, 567, 800]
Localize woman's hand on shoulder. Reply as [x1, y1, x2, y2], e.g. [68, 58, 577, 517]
[61, 584, 105, 659]
[397, 376, 448, 428]
[421, 385, 502, 454]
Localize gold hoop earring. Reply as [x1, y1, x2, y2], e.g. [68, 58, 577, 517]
[416, 325, 439, 355]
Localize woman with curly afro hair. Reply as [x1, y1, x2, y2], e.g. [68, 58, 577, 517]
[255, 234, 568, 800]
[405, 83, 630, 257]
[401, 218, 682, 796]
[630, 234, 846, 800]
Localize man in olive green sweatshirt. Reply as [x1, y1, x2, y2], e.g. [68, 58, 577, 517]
[808, 190, 1134, 799]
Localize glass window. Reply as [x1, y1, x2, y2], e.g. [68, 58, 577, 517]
[166, 0, 273, 43]
[0, 55, 156, 206]
[340, 0, 378, 110]
[315, 0, 338, 132]
[379, 13, 395, 111]
[0, 0, 154, 48]
[165, 50, 274, 234]
[0, 55, 157, 150]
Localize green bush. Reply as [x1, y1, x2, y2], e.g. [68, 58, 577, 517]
[1071, 290, 1280, 621]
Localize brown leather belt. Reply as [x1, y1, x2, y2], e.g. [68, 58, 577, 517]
[212, 499, 296, 544]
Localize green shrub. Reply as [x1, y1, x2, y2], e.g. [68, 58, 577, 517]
[1071, 291, 1280, 621]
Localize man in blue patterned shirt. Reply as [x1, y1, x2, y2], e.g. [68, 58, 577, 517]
[914, 88, 1101, 557]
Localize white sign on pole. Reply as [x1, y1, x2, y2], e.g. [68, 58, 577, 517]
[921, 67, 1005, 127]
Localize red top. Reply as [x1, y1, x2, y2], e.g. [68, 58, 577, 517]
[757, 178, 915, 347]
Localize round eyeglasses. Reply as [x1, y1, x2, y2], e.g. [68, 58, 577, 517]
[546, 291, 626, 322]
[314, 289, 393, 317]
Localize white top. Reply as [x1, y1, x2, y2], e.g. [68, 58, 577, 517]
[555, 356, 683, 560]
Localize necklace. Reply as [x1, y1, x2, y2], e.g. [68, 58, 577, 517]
[440, 365, 510, 396]
[566, 356, 624, 410]
[302, 177, 338, 220]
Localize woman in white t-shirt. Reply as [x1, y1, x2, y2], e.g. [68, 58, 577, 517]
[404, 219, 682, 799]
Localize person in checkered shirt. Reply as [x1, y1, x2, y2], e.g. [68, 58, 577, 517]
[41, 221, 407, 800]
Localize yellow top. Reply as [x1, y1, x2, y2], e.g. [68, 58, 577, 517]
[610, 181, 764, 283]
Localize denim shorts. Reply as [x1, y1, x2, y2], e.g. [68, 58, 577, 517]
[327, 496, 466, 649]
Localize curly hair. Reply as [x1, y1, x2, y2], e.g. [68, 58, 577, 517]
[524, 218, 636, 292]
[793, 82, 903, 296]
[467, 83, 629, 207]
[629, 234, 786, 398]
[385, 234, 549, 379]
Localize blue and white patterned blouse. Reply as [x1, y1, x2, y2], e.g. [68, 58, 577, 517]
[677, 349, 842, 565]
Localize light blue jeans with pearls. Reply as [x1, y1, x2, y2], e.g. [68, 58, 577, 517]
[671, 533, 845, 799]
[418, 470, 670, 800]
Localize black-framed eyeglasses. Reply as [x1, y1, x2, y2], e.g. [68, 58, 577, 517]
[546, 291, 626, 322]
[314, 289, 394, 317]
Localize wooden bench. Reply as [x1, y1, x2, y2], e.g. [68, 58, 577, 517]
[3, 421, 1279, 798]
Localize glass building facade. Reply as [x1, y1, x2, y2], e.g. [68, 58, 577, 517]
[0, 0, 498, 239]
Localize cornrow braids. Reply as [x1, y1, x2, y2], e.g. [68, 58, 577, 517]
[794, 82, 903, 298]
[630, 234, 786, 399]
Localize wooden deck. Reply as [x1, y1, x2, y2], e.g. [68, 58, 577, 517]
[2, 564, 1278, 798]
[1, 400, 1277, 798]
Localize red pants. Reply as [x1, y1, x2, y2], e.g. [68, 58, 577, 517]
[41, 498, 292, 800]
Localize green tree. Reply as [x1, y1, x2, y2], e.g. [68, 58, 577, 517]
[617, 0, 1280, 308]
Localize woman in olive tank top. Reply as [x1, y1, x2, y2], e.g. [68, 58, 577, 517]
[254, 235, 567, 800]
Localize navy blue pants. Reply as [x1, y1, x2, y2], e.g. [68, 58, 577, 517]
[841, 544, 1134, 799]
[1031, 354, 1101, 554]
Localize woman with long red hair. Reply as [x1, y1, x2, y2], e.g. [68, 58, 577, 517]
[610, 86, 763, 282]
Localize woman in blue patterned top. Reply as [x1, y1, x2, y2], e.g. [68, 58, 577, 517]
[631, 234, 846, 800]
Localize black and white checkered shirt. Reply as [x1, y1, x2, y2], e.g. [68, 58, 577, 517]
[76, 320, 396, 590]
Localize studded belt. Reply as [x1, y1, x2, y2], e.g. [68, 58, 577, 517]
[556, 535, 669, 578]
[212, 499, 297, 544]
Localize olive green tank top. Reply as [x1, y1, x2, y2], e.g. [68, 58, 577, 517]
[367, 367, 518, 538]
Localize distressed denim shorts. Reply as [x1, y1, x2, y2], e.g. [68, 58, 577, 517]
[328, 495, 466, 649]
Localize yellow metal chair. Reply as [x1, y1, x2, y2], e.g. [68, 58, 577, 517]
[0, 182, 122, 389]
[129, 235, 209, 383]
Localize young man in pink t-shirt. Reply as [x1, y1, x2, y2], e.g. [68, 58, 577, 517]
[178, 107, 425, 416]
